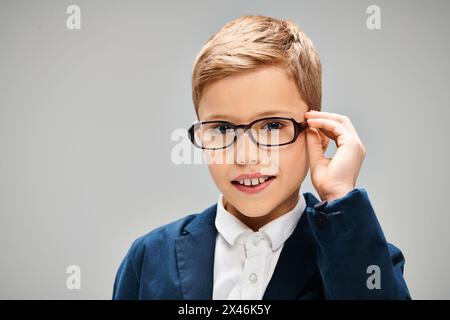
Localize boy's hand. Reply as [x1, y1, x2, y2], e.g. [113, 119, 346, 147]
[305, 110, 366, 202]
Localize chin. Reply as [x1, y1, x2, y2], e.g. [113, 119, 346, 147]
[231, 199, 276, 218]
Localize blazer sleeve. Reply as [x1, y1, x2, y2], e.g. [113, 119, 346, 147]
[112, 239, 141, 300]
[305, 188, 411, 299]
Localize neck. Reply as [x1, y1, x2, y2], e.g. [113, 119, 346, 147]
[223, 190, 300, 232]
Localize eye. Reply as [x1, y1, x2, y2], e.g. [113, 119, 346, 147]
[263, 121, 284, 131]
[213, 124, 234, 134]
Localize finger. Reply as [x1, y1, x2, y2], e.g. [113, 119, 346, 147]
[318, 129, 332, 150]
[306, 118, 348, 140]
[306, 110, 348, 122]
[306, 127, 324, 166]
[317, 127, 335, 142]
[306, 111, 358, 135]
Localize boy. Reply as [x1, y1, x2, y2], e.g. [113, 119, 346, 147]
[113, 15, 410, 300]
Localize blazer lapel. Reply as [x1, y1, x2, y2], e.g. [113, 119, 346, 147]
[175, 204, 218, 299]
[263, 192, 321, 300]
[175, 192, 322, 300]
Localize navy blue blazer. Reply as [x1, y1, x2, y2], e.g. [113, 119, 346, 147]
[113, 188, 411, 299]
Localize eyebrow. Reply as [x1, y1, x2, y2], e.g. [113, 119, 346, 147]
[204, 110, 297, 122]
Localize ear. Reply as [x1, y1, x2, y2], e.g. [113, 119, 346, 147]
[318, 129, 329, 153]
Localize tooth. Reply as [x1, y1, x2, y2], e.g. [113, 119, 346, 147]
[244, 179, 252, 186]
[258, 177, 265, 184]
[251, 178, 259, 186]
[239, 180, 244, 185]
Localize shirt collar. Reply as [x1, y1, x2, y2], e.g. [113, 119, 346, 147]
[215, 192, 306, 251]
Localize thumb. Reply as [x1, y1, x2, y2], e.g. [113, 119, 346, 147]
[306, 127, 324, 169]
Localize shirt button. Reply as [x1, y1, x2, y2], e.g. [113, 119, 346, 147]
[252, 235, 263, 246]
[249, 273, 258, 284]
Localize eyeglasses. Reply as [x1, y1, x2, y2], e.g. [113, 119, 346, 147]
[188, 116, 308, 150]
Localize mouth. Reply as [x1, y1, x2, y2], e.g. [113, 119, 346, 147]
[231, 175, 276, 194]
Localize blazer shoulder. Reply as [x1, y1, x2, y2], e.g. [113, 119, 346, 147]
[126, 203, 217, 260]
[128, 213, 198, 257]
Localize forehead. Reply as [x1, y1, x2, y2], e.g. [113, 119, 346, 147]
[198, 65, 308, 122]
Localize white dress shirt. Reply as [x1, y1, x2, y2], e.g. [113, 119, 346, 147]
[212, 192, 307, 300]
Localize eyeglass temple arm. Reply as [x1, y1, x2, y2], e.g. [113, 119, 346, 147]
[296, 120, 309, 129]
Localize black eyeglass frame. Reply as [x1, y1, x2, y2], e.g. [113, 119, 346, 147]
[188, 116, 309, 150]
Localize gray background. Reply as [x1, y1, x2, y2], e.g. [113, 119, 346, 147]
[0, 0, 449, 299]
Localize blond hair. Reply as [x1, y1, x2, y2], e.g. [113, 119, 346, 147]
[191, 15, 322, 118]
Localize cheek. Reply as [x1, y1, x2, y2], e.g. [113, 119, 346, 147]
[278, 136, 309, 185]
[207, 163, 228, 190]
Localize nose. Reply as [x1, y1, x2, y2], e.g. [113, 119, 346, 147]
[234, 129, 260, 165]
